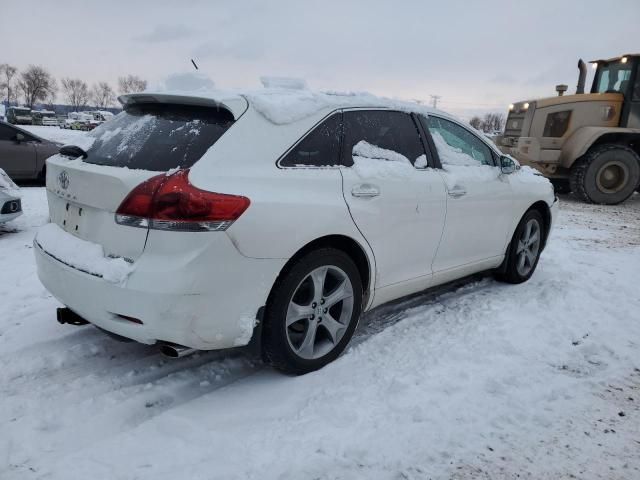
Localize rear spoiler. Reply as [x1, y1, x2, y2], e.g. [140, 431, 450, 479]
[118, 93, 248, 120]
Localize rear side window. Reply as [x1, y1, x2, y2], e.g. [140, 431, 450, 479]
[83, 104, 234, 171]
[342, 110, 425, 166]
[280, 113, 342, 167]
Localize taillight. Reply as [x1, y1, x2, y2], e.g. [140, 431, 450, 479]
[115, 169, 250, 232]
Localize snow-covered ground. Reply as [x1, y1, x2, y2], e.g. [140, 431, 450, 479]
[1, 188, 639, 479]
[20, 125, 86, 145]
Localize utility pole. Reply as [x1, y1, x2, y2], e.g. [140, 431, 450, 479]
[430, 95, 441, 108]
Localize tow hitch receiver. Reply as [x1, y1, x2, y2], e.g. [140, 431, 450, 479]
[57, 308, 90, 326]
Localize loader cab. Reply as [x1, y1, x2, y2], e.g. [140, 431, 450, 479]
[590, 54, 640, 128]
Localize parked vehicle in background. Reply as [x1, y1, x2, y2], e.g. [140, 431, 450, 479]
[0, 105, 5, 122]
[32, 110, 59, 126]
[0, 121, 61, 181]
[6, 107, 33, 125]
[35, 87, 557, 375]
[60, 112, 94, 130]
[0, 168, 22, 224]
[92, 111, 115, 123]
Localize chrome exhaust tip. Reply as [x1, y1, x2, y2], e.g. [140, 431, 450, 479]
[159, 343, 197, 358]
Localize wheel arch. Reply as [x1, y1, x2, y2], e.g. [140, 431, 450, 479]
[561, 127, 640, 169]
[528, 200, 552, 250]
[266, 234, 373, 311]
[498, 200, 552, 276]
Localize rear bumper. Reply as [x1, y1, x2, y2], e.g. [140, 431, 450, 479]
[34, 228, 285, 350]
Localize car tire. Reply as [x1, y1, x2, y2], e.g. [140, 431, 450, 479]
[496, 209, 545, 284]
[262, 248, 363, 375]
[569, 144, 640, 205]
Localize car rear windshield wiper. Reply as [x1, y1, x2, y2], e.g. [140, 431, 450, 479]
[59, 145, 88, 159]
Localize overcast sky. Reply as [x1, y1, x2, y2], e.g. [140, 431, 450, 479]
[3, 0, 639, 119]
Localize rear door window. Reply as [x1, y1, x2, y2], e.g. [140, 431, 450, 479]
[342, 110, 425, 166]
[83, 103, 235, 171]
[280, 113, 342, 167]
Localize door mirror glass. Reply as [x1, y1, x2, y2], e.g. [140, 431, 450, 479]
[500, 155, 519, 174]
[14, 133, 25, 143]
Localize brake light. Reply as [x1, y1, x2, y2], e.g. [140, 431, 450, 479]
[115, 169, 250, 232]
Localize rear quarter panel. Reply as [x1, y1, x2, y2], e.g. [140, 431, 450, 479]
[188, 107, 376, 291]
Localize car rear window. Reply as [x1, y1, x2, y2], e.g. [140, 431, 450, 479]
[83, 103, 235, 171]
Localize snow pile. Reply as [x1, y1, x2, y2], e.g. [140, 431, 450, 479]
[0, 168, 20, 197]
[352, 140, 414, 178]
[62, 135, 95, 153]
[431, 131, 479, 166]
[245, 89, 440, 125]
[35, 223, 133, 283]
[511, 164, 553, 188]
[260, 76, 307, 90]
[233, 315, 258, 347]
[414, 154, 428, 168]
[439, 164, 500, 190]
[151, 71, 216, 93]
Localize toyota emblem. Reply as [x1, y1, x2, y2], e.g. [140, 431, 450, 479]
[58, 170, 70, 190]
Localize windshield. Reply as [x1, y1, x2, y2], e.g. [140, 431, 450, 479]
[14, 109, 30, 116]
[596, 62, 633, 94]
[82, 103, 235, 171]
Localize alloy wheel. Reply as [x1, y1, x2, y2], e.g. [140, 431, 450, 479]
[285, 266, 354, 360]
[516, 218, 541, 277]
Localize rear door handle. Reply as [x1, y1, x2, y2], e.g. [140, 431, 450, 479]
[351, 183, 381, 198]
[447, 187, 467, 198]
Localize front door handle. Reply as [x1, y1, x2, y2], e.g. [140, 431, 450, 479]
[448, 187, 467, 198]
[351, 183, 381, 198]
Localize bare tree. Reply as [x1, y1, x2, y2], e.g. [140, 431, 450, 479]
[61, 78, 90, 112]
[0, 64, 18, 105]
[118, 75, 147, 95]
[478, 112, 506, 133]
[18, 65, 57, 108]
[44, 91, 57, 112]
[91, 82, 116, 109]
[469, 116, 482, 130]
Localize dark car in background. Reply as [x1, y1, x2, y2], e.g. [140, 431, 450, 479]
[0, 121, 61, 182]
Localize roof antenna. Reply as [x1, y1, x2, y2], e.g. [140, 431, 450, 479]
[191, 59, 199, 70]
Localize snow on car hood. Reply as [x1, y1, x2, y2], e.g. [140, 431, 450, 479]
[35, 223, 133, 283]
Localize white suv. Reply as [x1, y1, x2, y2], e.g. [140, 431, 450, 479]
[34, 88, 557, 374]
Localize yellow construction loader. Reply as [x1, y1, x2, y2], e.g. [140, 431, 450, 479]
[498, 54, 640, 204]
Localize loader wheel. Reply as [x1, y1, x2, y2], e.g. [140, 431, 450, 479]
[569, 144, 640, 205]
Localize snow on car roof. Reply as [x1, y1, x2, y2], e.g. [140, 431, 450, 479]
[132, 87, 450, 125]
[130, 72, 454, 125]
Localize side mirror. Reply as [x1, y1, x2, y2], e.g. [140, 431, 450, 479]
[500, 155, 519, 174]
[14, 133, 25, 143]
